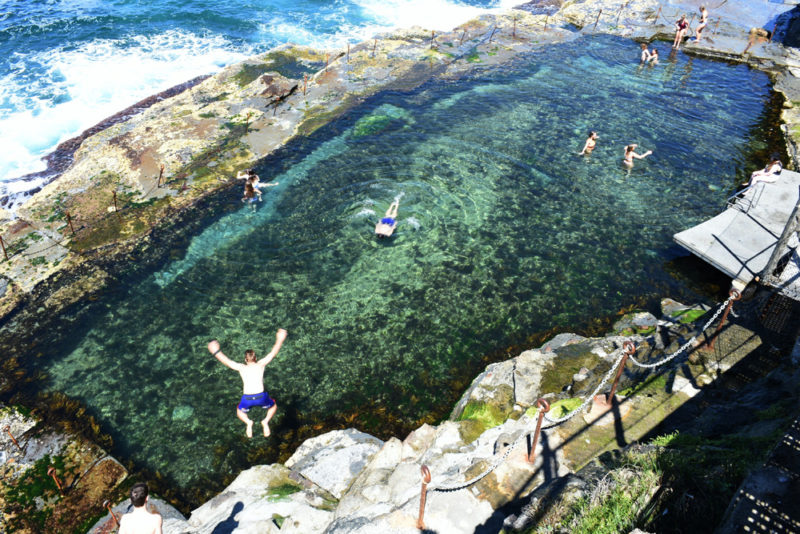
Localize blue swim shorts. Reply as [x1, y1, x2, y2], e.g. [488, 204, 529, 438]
[380, 217, 396, 225]
[237, 391, 275, 412]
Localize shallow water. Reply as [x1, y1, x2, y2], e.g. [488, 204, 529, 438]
[24, 35, 773, 491]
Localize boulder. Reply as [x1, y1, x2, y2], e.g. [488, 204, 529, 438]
[285, 429, 383, 499]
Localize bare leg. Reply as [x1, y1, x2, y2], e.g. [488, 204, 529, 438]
[262, 403, 277, 437]
[237, 408, 254, 438]
[386, 200, 400, 219]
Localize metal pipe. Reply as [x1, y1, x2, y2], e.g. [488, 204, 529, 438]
[372, 39, 377, 57]
[527, 398, 550, 463]
[157, 164, 164, 187]
[303, 74, 308, 96]
[48, 466, 64, 494]
[544, 15, 548, 32]
[488, 26, 497, 43]
[431, 30, 435, 49]
[652, 6, 661, 24]
[607, 341, 635, 402]
[616, 4, 624, 26]
[713, 17, 720, 35]
[66, 211, 75, 235]
[346, 42, 350, 63]
[513, 17, 517, 38]
[103, 500, 120, 528]
[707, 289, 741, 350]
[416, 465, 432, 529]
[593, 9, 603, 32]
[0, 235, 7, 261]
[4, 426, 22, 451]
[459, 30, 466, 46]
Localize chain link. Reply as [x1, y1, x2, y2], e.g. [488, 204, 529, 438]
[543, 348, 627, 426]
[628, 296, 733, 369]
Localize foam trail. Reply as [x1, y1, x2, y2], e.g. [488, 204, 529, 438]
[353, 0, 519, 32]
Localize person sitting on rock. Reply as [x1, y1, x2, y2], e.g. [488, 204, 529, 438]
[119, 482, 162, 534]
[673, 14, 689, 49]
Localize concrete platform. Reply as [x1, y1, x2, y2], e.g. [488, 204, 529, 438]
[673, 170, 800, 286]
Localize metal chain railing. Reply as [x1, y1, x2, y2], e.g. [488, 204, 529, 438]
[422, 291, 738, 504]
[628, 294, 734, 368]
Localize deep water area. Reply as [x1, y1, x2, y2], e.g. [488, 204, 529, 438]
[8, 35, 778, 496]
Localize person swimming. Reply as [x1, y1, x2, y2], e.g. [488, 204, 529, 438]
[375, 199, 400, 238]
[648, 48, 659, 64]
[623, 144, 653, 167]
[579, 131, 599, 155]
[640, 43, 651, 63]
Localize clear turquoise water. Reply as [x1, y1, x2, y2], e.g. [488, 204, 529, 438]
[25, 35, 773, 492]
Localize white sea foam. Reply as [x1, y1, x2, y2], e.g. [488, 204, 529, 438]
[405, 216, 421, 229]
[353, 0, 518, 32]
[0, 30, 255, 201]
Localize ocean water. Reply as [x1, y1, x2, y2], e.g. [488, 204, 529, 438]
[0, 0, 518, 204]
[15, 34, 775, 494]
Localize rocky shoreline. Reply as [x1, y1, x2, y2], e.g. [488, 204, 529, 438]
[1, 0, 800, 532]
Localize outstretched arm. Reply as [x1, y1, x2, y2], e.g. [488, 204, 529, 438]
[633, 150, 652, 160]
[208, 340, 243, 371]
[258, 329, 288, 367]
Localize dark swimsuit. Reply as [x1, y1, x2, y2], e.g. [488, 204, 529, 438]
[238, 391, 275, 412]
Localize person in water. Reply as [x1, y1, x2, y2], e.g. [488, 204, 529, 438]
[694, 6, 709, 43]
[623, 144, 652, 167]
[375, 199, 400, 238]
[743, 155, 782, 187]
[640, 43, 651, 63]
[673, 14, 689, 49]
[648, 48, 659, 64]
[239, 169, 277, 202]
[118, 482, 162, 534]
[208, 329, 288, 438]
[579, 131, 599, 155]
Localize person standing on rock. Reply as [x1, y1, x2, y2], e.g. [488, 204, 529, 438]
[694, 6, 709, 43]
[119, 482, 162, 534]
[208, 329, 287, 438]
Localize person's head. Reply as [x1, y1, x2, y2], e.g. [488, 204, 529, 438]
[681, 14, 686, 20]
[641, 43, 647, 50]
[589, 131, 598, 139]
[770, 153, 781, 163]
[700, 6, 705, 12]
[130, 483, 148, 508]
[652, 49, 658, 56]
[247, 169, 256, 177]
[626, 144, 636, 153]
[244, 349, 256, 363]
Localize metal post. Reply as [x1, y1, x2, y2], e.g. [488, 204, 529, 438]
[459, 30, 466, 46]
[653, 6, 661, 24]
[303, 74, 308, 96]
[527, 398, 550, 463]
[113, 191, 120, 220]
[103, 500, 120, 528]
[372, 39, 377, 57]
[706, 289, 741, 350]
[762, 186, 800, 285]
[513, 16, 517, 38]
[593, 9, 603, 31]
[713, 17, 720, 35]
[65, 211, 75, 235]
[0, 235, 7, 261]
[416, 465, 432, 530]
[157, 164, 164, 187]
[4, 426, 22, 451]
[544, 15, 548, 32]
[48, 466, 64, 494]
[488, 26, 497, 43]
[431, 30, 435, 49]
[616, 4, 624, 26]
[606, 341, 635, 403]
[346, 42, 350, 63]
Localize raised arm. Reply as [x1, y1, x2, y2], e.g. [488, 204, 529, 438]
[633, 150, 652, 160]
[258, 329, 288, 367]
[208, 340, 243, 371]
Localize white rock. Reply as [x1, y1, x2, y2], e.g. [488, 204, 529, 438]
[285, 429, 383, 498]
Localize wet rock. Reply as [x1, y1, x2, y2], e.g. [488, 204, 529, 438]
[285, 429, 383, 499]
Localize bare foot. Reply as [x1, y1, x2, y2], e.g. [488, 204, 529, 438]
[262, 419, 271, 437]
[245, 420, 254, 438]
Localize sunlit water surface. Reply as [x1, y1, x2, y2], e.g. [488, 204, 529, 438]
[30, 35, 773, 490]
